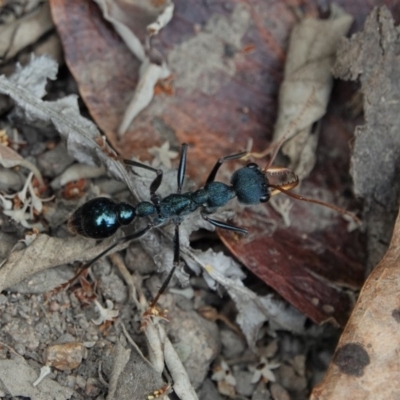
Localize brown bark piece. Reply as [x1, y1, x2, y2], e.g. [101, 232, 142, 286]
[312, 8, 400, 398]
[311, 206, 400, 399]
[333, 6, 400, 272]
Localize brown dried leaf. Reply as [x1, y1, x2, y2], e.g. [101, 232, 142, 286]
[0, 233, 130, 292]
[311, 208, 400, 399]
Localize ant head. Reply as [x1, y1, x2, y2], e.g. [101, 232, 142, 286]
[231, 163, 270, 205]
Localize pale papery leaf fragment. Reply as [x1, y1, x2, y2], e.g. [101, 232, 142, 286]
[272, 4, 353, 179]
[0, 143, 44, 186]
[0, 2, 53, 63]
[92, 0, 146, 61]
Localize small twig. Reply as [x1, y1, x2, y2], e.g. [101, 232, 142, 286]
[109, 252, 140, 307]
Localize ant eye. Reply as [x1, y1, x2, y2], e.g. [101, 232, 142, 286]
[247, 163, 259, 169]
[260, 194, 270, 203]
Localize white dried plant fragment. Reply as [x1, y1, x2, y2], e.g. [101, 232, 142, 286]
[0, 2, 53, 63]
[148, 141, 179, 169]
[93, 0, 174, 135]
[0, 172, 52, 231]
[147, 3, 174, 36]
[118, 58, 171, 135]
[33, 365, 51, 387]
[0, 143, 44, 186]
[250, 357, 280, 383]
[273, 4, 354, 179]
[211, 360, 237, 386]
[93, 0, 145, 61]
[92, 299, 119, 325]
[157, 324, 198, 400]
[50, 163, 105, 189]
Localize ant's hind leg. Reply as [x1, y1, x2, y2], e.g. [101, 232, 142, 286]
[56, 224, 154, 292]
[206, 151, 248, 184]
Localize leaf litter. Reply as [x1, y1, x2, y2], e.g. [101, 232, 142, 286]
[0, 54, 309, 398]
[0, 1, 398, 399]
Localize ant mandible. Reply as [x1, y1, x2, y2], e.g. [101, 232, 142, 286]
[66, 135, 360, 310]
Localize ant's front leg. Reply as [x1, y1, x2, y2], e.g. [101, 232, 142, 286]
[177, 143, 188, 193]
[201, 212, 248, 235]
[147, 223, 181, 313]
[205, 151, 248, 184]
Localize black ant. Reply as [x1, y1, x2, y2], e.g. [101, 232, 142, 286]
[66, 135, 360, 312]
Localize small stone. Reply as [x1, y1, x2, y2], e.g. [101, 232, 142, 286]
[168, 309, 220, 389]
[37, 143, 74, 178]
[197, 378, 223, 400]
[49, 301, 60, 312]
[234, 370, 256, 397]
[220, 328, 246, 359]
[44, 342, 86, 371]
[270, 382, 290, 400]
[252, 381, 271, 400]
[85, 378, 101, 397]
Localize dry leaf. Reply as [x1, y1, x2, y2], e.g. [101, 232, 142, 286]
[0, 143, 44, 185]
[273, 4, 353, 179]
[310, 7, 400, 398]
[0, 2, 53, 62]
[311, 206, 400, 399]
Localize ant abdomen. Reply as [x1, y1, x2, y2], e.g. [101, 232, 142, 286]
[68, 197, 136, 239]
[231, 164, 271, 204]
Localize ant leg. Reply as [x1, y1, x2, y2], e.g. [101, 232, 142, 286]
[149, 223, 181, 309]
[201, 213, 248, 235]
[177, 144, 188, 193]
[122, 159, 163, 199]
[60, 224, 154, 290]
[206, 151, 248, 184]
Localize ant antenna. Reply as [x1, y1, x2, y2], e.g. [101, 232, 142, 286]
[243, 88, 317, 170]
[243, 87, 361, 225]
[269, 183, 361, 225]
